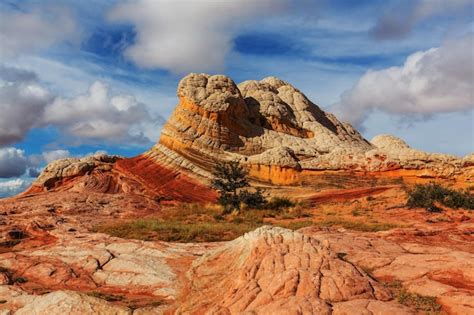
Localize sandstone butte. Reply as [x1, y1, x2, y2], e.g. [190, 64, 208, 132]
[0, 73, 473, 314]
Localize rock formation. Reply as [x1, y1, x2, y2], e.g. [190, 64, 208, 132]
[22, 73, 472, 196]
[178, 226, 400, 314]
[1, 221, 472, 314]
[144, 73, 473, 185]
[24, 153, 216, 203]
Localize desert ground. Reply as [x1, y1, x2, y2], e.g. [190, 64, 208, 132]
[1, 178, 473, 314]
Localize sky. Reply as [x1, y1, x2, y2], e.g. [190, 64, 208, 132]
[0, 0, 473, 197]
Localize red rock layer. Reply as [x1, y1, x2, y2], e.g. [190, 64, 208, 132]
[115, 155, 216, 203]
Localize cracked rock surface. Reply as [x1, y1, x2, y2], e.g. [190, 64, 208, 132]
[2, 221, 472, 314]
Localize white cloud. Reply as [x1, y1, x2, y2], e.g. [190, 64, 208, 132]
[108, 0, 290, 72]
[0, 65, 161, 146]
[371, 0, 473, 39]
[0, 147, 28, 178]
[0, 6, 79, 59]
[332, 35, 474, 128]
[43, 81, 157, 143]
[0, 178, 30, 198]
[0, 66, 52, 145]
[42, 150, 71, 163]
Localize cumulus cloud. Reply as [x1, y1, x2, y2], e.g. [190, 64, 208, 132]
[0, 65, 160, 146]
[0, 147, 28, 178]
[108, 0, 291, 72]
[371, 0, 473, 40]
[43, 81, 157, 144]
[0, 178, 30, 198]
[0, 6, 78, 58]
[332, 35, 474, 128]
[0, 66, 52, 145]
[27, 167, 42, 178]
[42, 149, 71, 163]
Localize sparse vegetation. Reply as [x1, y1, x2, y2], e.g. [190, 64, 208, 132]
[211, 161, 300, 215]
[211, 161, 267, 213]
[93, 181, 413, 243]
[239, 188, 267, 209]
[351, 209, 361, 216]
[407, 182, 474, 211]
[265, 197, 296, 211]
[385, 281, 442, 313]
[276, 220, 314, 230]
[93, 198, 313, 242]
[94, 219, 260, 242]
[314, 219, 403, 232]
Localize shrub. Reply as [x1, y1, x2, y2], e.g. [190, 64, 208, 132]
[265, 197, 295, 211]
[211, 160, 250, 213]
[407, 182, 474, 211]
[351, 209, 361, 216]
[385, 281, 441, 312]
[210, 161, 304, 214]
[239, 188, 267, 209]
[211, 161, 269, 213]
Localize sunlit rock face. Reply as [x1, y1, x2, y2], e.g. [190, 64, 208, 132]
[26, 73, 472, 194]
[147, 73, 472, 184]
[27, 73, 472, 194]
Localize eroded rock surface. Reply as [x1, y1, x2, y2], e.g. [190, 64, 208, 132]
[178, 226, 399, 314]
[0, 209, 472, 315]
[23, 153, 216, 203]
[0, 226, 424, 314]
[303, 224, 474, 315]
[145, 73, 473, 184]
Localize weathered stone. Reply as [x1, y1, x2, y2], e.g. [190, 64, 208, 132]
[147, 73, 473, 184]
[14, 291, 131, 315]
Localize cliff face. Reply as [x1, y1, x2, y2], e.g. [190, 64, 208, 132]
[145, 73, 473, 185]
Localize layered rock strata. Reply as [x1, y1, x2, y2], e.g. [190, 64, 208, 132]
[25, 153, 216, 203]
[146, 73, 473, 185]
[24, 73, 473, 195]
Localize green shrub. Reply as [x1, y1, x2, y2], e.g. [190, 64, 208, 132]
[385, 281, 441, 312]
[407, 182, 474, 211]
[211, 161, 269, 213]
[211, 161, 250, 213]
[265, 197, 295, 211]
[239, 188, 267, 209]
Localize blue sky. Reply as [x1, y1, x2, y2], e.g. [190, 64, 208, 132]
[0, 0, 473, 197]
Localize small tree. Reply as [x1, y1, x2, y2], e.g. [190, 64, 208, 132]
[211, 160, 266, 214]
